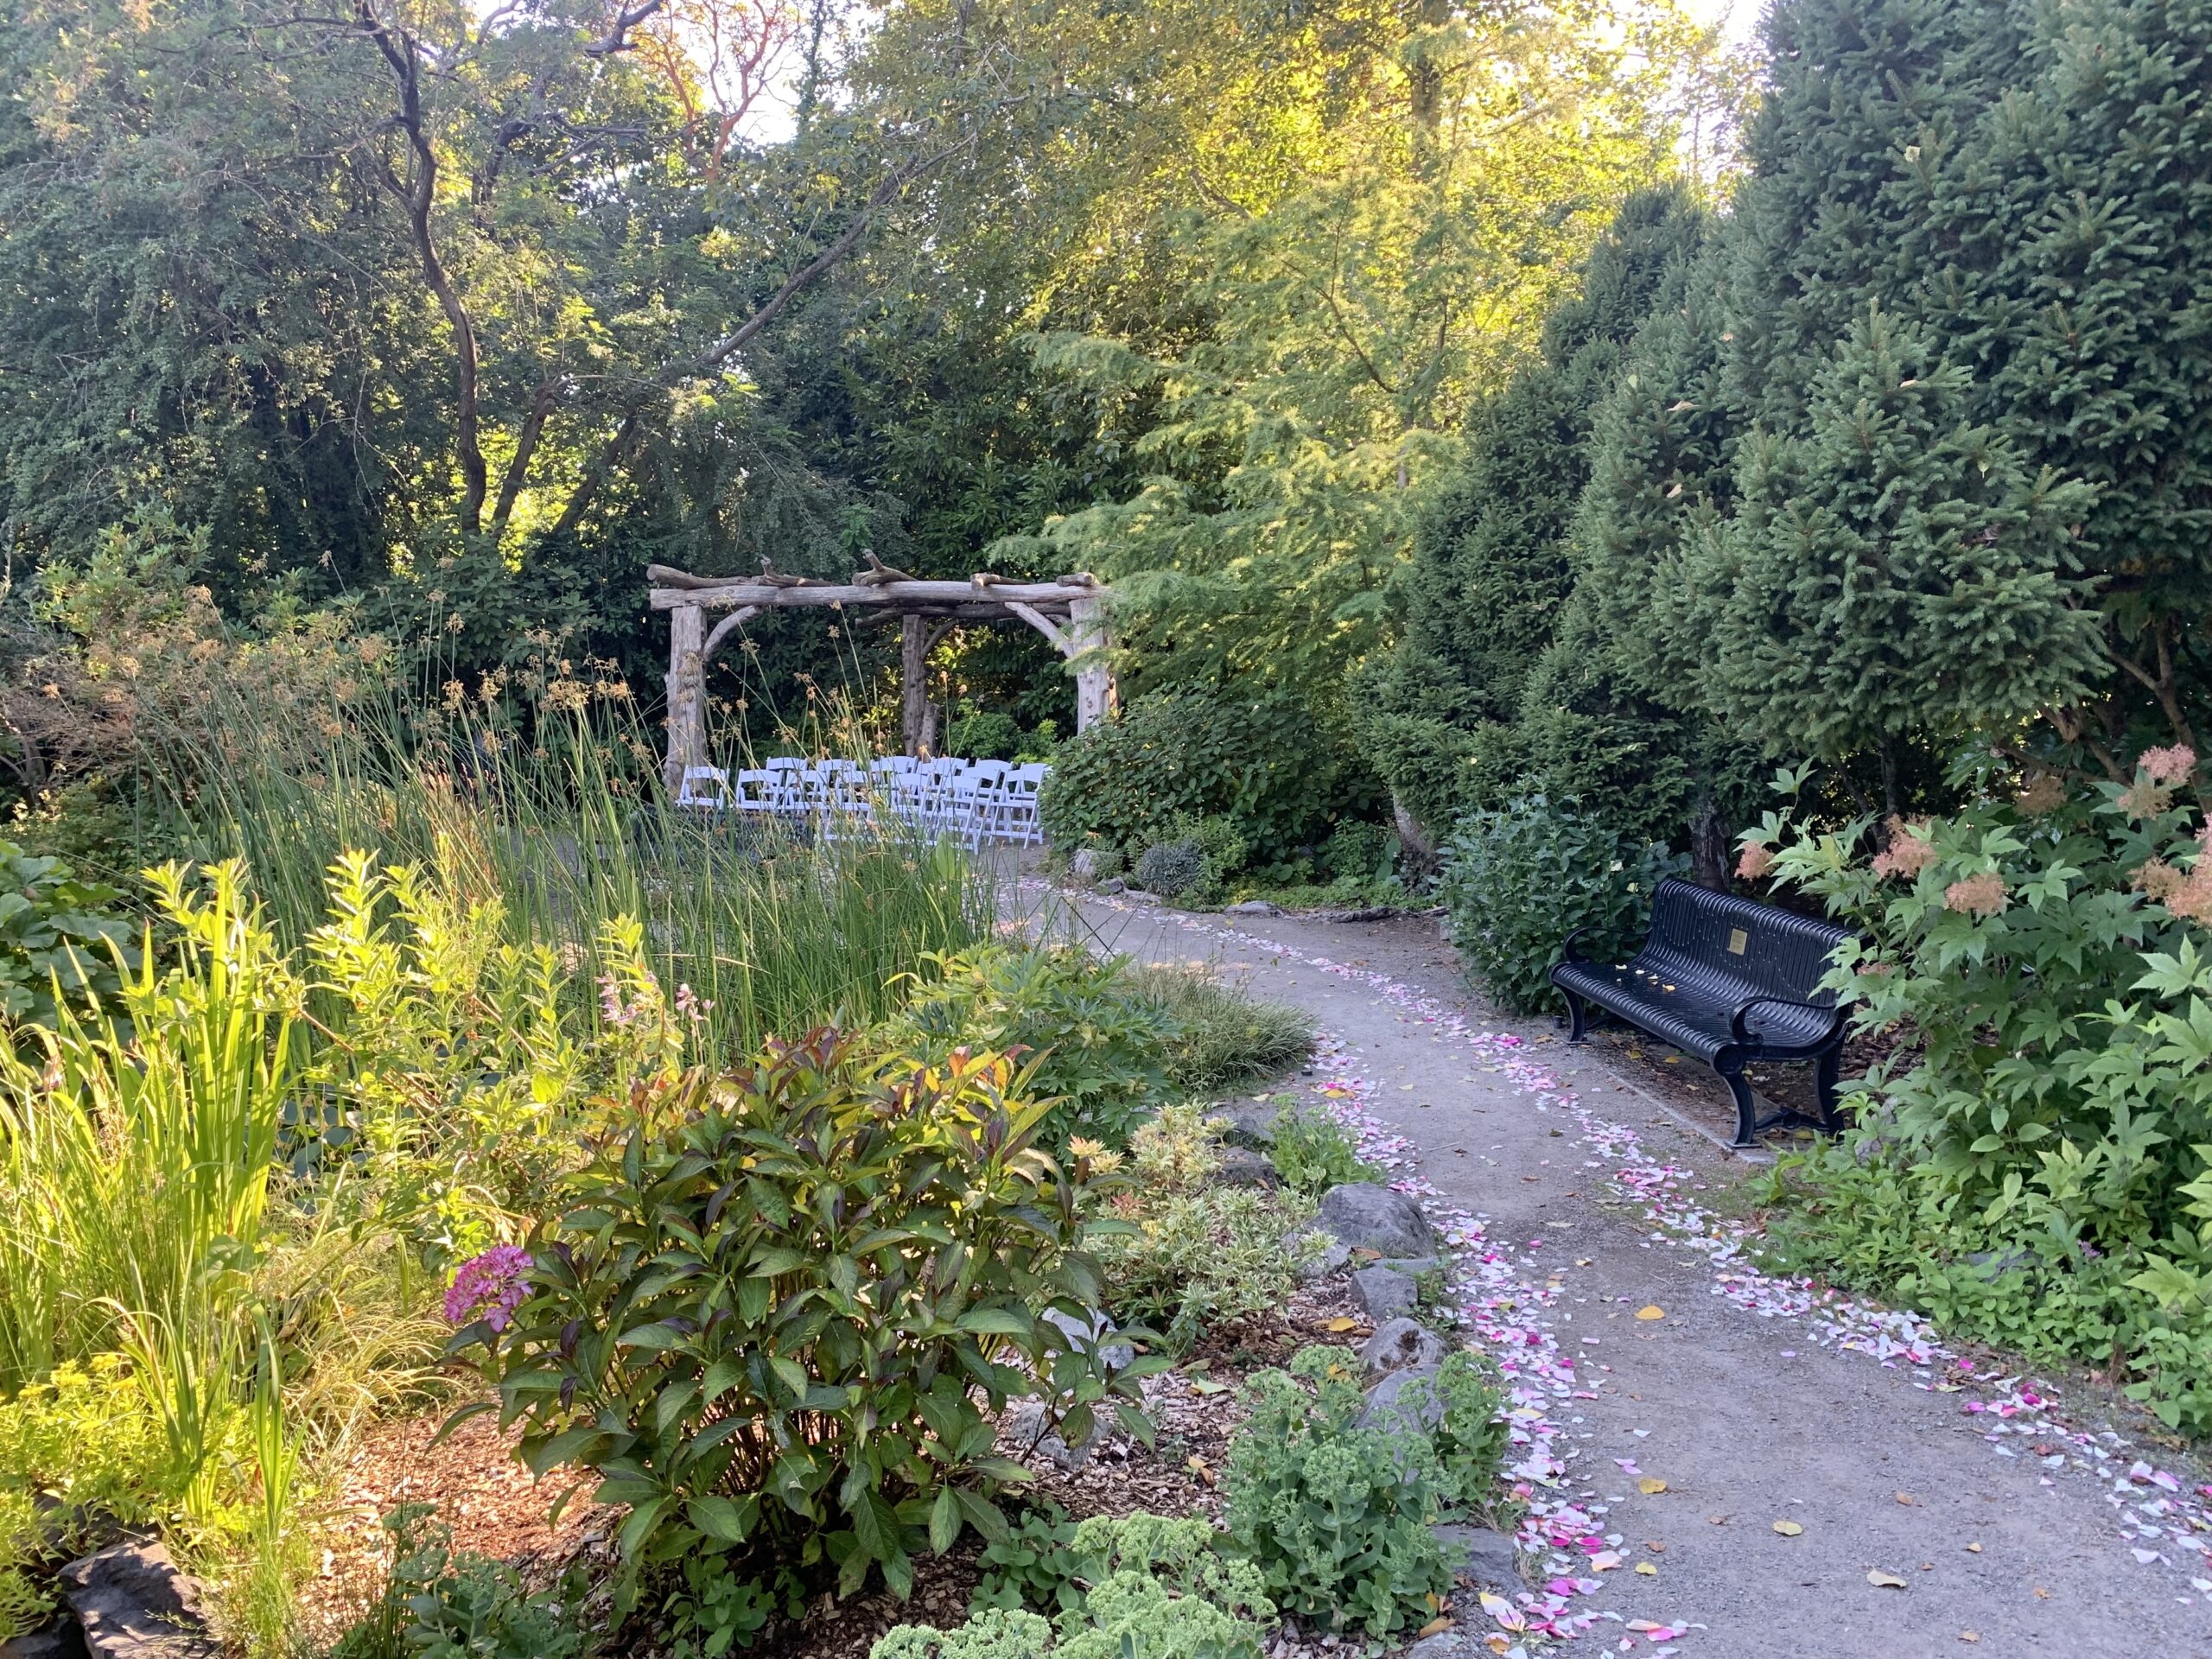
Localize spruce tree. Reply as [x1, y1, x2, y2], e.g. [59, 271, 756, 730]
[1355, 186, 1708, 844]
[1684, 305, 2105, 757]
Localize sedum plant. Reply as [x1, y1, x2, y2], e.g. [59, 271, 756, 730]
[1223, 1345, 1502, 1637]
[873, 1513, 1271, 1659]
[451, 1031, 1161, 1604]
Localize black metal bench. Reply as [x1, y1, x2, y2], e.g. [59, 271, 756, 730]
[1550, 878, 1853, 1148]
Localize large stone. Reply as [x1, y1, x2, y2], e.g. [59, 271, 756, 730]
[1003, 1399, 1108, 1473]
[1042, 1306, 1135, 1373]
[1358, 1364, 1443, 1434]
[1212, 1146, 1278, 1188]
[1350, 1265, 1418, 1323]
[1292, 1231, 1351, 1284]
[1096, 877, 1127, 896]
[1359, 1317, 1448, 1376]
[1070, 848, 1123, 884]
[1433, 1522, 1522, 1590]
[1224, 899, 1281, 916]
[1318, 1182, 1435, 1260]
[0, 1624, 90, 1659]
[1216, 1098, 1284, 1148]
[57, 1541, 218, 1659]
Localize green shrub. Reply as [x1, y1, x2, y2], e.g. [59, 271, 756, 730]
[877, 946, 1179, 1151]
[1039, 688, 1381, 877]
[1134, 842, 1204, 899]
[1438, 794, 1687, 1014]
[947, 711, 1022, 762]
[1127, 967, 1313, 1094]
[1751, 753, 2212, 1431]
[1222, 1345, 1502, 1637]
[330, 1506, 588, 1659]
[454, 1032, 1161, 1603]
[874, 1514, 1271, 1659]
[0, 840, 133, 1031]
[1319, 822, 1393, 886]
[1264, 1104, 1381, 1196]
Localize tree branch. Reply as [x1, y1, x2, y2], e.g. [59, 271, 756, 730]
[357, 0, 486, 533]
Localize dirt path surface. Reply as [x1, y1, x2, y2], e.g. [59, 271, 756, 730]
[1027, 887, 2212, 1659]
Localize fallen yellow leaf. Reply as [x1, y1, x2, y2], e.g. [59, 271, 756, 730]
[1960, 1634, 1980, 1644]
[1635, 1561, 1657, 1577]
[1867, 1570, 1909, 1589]
[1964, 1541, 1982, 1554]
[1636, 1306, 1666, 1321]
[1772, 1520, 1804, 1537]
[1322, 1317, 1359, 1333]
[1188, 1377, 1231, 1395]
[1486, 1638, 1511, 1656]
[1638, 1478, 1668, 1495]
[1416, 1617, 1452, 1639]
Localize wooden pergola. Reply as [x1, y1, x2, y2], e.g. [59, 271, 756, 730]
[648, 563, 1117, 787]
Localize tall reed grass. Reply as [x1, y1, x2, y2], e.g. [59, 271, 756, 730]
[173, 692, 995, 1065]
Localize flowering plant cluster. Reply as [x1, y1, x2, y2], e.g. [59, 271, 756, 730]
[1743, 750, 2212, 1431]
[444, 1245, 533, 1334]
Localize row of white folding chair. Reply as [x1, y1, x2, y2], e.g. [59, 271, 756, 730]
[677, 757, 1046, 845]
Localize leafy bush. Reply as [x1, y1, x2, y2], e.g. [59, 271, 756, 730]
[0, 840, 132, 1030]
[1222, 1346, 1503, 1637]
[1128, 966, 1313, 1094]
[330, 1506, 588, 1659]
[874, 1514, 1271, 1659]
[878, 947, 1178, 1151]
[1439, 794, 1687, 1013]
[454, 1031, 1160, 1602]
[1319, 822, 1394, 886]
[947, 711, 1022, 762]
[1265, 1105, 1381, 1196]
[1748, 753, 2212, 1430]
[1094, 1103, 1321, 1350]
[1039, 688, 1381, 877]
[1134, 842, 1203, 899]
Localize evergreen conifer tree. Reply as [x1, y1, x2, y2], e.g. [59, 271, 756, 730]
[1684, 305, 2105, 757]
[1353, 186, 1708, 845]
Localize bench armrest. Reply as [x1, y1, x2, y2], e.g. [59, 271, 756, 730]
[1560, 924, 1601, 965]
[1729, 994, 1840, 1046]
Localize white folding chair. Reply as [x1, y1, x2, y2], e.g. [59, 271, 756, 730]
[1000, 762, 1048, 846]
[675, 766, 730, 812]
[730, 769, 780, 820]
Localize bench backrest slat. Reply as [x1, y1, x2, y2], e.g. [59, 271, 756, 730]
[1634, 879, 1849, 1007]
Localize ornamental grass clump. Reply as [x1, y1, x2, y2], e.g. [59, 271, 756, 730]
[451, 1030, 1164, 1606]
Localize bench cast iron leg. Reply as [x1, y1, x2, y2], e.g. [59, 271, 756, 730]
[1814, 1044, 1844, 1131]
[1720, 1069, 1758, 1150]
[1563, 988, 1588, 1045]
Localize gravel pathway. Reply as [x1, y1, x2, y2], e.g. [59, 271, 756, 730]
[1030, 887, 2212, 1659]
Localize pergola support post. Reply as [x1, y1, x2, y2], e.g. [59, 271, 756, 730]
[664, 602, 708, 790]
[900, 613, 928, 756]
[1068, 594, 1117, 733]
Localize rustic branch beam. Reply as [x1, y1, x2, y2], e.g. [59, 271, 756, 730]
[647, 578, 1096, 613]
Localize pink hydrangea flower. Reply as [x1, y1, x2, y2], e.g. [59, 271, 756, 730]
[445, 1245, 533, 1332]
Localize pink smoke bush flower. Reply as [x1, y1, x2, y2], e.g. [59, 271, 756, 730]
[1736, 842, 1776, 880]
[445, 1245, 532, 1332]
[1871, 817, 1938, 880]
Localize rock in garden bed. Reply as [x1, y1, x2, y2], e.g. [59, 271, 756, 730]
[1317, 1181, 1435, 1260]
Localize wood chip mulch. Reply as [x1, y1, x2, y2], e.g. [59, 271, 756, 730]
[296, 1281, 1372, 1659]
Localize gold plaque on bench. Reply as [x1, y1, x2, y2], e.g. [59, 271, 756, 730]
[1727, 927, 1749, 956]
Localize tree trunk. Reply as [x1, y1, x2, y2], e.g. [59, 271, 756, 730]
[1689, 791, 1732, 891]
[900, 613, 928, 755]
